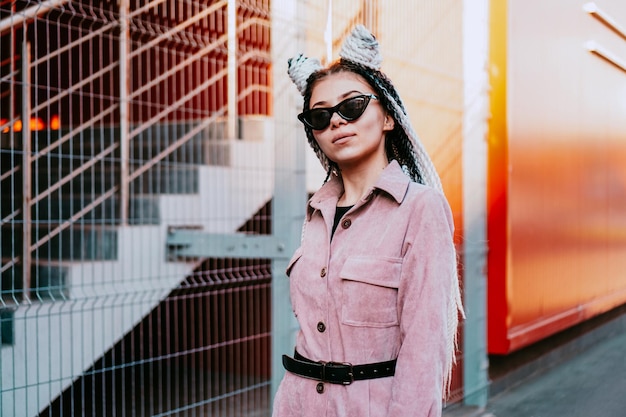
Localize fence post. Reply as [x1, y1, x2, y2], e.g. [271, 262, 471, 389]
[119, 0, 130, 225]
[227, 0, 238, 139]
[22, 34, 31, 301]
[270, 0, 307, 406]
[462, 0, 490, 407]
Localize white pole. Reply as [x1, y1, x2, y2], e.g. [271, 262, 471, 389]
[22, 34, 32, 301]
[119, 0, 129, 225]
[270, 0, 307, 405]
[462, 0, 490, 407]
[324, 0, 332, 63]
[227, 0, 238, 139]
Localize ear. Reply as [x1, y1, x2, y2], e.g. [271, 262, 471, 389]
[383, 114, 395, 131]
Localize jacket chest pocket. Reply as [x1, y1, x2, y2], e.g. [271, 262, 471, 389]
[285, 247, 303, 316]
[286, 247, 303, 278]
[340, 256, 402, 327]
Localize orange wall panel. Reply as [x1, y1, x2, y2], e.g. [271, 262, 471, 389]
[488, 0, 626, 354]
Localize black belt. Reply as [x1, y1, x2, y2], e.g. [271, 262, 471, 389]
[282, 350, 396, 385]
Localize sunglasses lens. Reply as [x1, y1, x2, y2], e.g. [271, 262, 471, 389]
[338, 96, 368, 120]
[306, 110, 331, 130]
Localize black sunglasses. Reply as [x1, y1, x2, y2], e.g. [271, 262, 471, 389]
[298, 94, 379, 130]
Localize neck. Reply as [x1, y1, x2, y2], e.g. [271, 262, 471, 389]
[337, 159, 388, 206]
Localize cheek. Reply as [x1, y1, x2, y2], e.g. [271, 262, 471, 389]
[312, 131, 332, 149]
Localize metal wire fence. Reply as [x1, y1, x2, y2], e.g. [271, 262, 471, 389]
[1, 0, 465, 415]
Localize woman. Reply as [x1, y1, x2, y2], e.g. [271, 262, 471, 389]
[273, 25, 464, 417]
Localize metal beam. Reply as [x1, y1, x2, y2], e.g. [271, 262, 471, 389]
[166, 230, 289, 260]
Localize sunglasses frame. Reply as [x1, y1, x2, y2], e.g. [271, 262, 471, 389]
[298, 94, 379, 130]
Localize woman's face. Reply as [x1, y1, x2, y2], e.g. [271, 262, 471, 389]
[309, 72, 394, 172]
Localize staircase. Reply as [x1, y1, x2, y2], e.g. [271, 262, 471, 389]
[0, 116, 274, 416]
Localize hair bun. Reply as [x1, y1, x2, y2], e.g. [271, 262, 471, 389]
[339, 25, 382, 70]
[287, 54, 322, 95]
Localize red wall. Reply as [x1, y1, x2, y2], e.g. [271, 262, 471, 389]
[487, 0, 626, 354]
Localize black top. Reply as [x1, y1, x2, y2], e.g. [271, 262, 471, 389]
[332, 205, 353, 238]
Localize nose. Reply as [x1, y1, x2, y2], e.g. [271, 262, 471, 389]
[328, 110, 346, 128]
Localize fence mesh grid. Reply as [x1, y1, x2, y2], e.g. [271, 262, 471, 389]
[1, 0, 464, 415]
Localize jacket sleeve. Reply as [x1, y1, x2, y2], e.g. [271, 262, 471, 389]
[386, 189, 457, 417]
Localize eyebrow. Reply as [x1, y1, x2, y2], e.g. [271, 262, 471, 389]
[311, 90, 364, 108]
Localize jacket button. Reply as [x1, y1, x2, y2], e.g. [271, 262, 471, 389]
[341, 218, 352, 229]
[317, 322, 326, 332]
[320, 267, 327, 278]
[316, 382, 325, 394]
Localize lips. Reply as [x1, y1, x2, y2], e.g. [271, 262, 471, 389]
[332, 133, 355, 144]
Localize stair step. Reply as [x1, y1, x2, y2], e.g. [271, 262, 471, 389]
[130, 165, 199, 194]
[27, 195, 119, 222]
[1, 308, 14, 346]
[39, 226, 118, 261]
[1, 225, 118, 261]
[1, 262, 69, 305]
[19, 124, 211, 164]
[129, 196, 160, 225]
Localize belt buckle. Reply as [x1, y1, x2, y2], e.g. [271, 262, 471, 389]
[320, 361, 354, 385]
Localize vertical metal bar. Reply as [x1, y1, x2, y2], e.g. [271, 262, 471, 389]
[324, 0, 332, 63]
[363, 0, 371, 32]
[363, 0, 379, 34]
[270, 0, 307, 403]
[22, 33, 32, 301]
[461, 0, 489, 407]
[227, 0, 238, 139]
[119, 0, 130, 225]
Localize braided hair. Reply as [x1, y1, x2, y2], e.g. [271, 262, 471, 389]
[288, 27, 463, 395]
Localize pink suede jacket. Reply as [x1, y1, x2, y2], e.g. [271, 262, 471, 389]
[272, 160, 457, 417]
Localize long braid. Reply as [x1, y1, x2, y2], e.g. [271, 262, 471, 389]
[345, 60, 442, 191]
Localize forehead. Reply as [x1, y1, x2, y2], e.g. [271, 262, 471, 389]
[310, 72, 374, 103]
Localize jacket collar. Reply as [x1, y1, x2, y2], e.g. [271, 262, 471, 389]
[307, 160, 410, 218]
[372, 160, 411, 204]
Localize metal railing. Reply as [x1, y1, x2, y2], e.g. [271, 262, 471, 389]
[0, 0, 270, 303]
